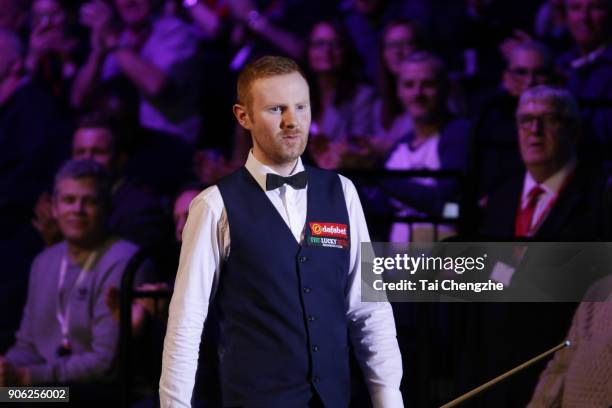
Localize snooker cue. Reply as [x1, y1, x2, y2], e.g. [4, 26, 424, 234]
[440, 340, 571, 408]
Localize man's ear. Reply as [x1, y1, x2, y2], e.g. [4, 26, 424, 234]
[233, 104, 252, 130]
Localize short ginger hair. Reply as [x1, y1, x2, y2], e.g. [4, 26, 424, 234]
[236, 56, 307, 110]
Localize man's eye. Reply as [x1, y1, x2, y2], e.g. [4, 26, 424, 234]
[296, 104, 307, 111]
[269, 106, 282, 113]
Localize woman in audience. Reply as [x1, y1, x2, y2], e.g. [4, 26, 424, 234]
[373, 18, 425, 145]
[304, 20, 376, 169]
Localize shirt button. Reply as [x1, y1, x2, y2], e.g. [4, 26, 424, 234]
[312, 375, 320, 384]
[303, 287, 311, 294]
[308, 315, 316, 322]
[299, 256, 308, 263]
[312, 345, 319, 352]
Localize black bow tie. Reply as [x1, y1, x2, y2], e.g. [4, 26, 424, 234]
[266, 171, 308, 191]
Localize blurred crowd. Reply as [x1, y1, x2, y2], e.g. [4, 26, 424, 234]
[0, 0, 611, 406]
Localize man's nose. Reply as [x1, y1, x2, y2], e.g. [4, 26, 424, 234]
[75, 199, 87, 213]
[526, 72, 537, 88]
[282, 109, 298, 129]
[527, 118, 544, 135]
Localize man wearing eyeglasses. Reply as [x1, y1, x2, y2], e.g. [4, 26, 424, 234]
[472, 41, 556, 199]
[476, 85, 607, 406]
[482, 84, 605, 240]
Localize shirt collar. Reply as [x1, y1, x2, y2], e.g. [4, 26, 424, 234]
[244, 150, 305, 192]
[522, 158, 576, 205]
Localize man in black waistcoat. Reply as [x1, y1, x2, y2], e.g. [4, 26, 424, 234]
[160, 56, 404, 408]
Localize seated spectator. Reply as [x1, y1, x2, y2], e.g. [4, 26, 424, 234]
[558, 0, 612, 161]
[363, 52, 471, 242]
[0, 160, 154, 406]
[340, 0, 432, 83]
[105, 182, 206, 336]
[528, 274, 612, 407]
[430, 0, 517, 92]
[305, 20, 376, 169]
[472, 41, 556, 199]
[372, 18, 424, 146]
[0, 28, 72, 350]
[25, 0, 86, 106]
[32, 112, 173, 251]
[481, 85, 606, 240]
[534, 0, 573, 53]
[72, 0, 203, 145]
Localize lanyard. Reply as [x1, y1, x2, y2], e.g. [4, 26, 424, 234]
[56, 251, 97, 343]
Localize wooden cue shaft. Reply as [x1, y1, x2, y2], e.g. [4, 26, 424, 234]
[440, 340, 571, 408]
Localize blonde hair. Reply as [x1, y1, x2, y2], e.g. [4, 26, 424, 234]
[236, 56, 306, 109]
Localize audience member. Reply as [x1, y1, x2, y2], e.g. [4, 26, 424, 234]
[340, 0, 431, 83]
[25, 0, 86, 105]
[528, 274, 612, 407]
[0, 160, 154, 406]
[372, 19, 424, 145]
[481, 86, 606, 240]
[534, 0, 574, 53]
[472, 41, 556, 200]
[72, 0, 203, 145]
[0, 29, 72, 349]
[32, 112, 173, 251]
[364, 52, 471, 242]
[558, 0, 612, 161]
[305, 20, 376, 169]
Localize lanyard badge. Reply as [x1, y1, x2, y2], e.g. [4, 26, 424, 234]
[56, 250, 97, 357]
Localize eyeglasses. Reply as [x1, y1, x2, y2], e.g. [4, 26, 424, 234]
[517, 113, 568, 130]
[508, 67, 551, 81]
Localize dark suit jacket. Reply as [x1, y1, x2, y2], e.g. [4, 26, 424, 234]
[473, 164, 609, 406]
[481, 164, 606, 241]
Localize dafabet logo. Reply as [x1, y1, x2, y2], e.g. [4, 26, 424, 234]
[309, 222, 348, 238]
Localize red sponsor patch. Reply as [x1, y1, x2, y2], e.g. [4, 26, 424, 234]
[309, 222, 348, 238]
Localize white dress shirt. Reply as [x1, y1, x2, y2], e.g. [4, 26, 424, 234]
[160, 152, 404, 408]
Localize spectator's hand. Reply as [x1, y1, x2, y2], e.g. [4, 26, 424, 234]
[32, 192, 62, 247]
[0, 357, 30, 386]
[28, 22, 57, 58]
[105, 286, 121, 322]
[227, 0, 256, 23]
[81, 0, 117, 54]
[105, 283, 170, 335]
[135, 282, 170, 320]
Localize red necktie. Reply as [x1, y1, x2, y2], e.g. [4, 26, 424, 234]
[515, 185, 545, 237]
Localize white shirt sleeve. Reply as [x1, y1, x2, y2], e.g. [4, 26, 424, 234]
[159, 186, 228, 408]
[339, 175, 404, 408]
